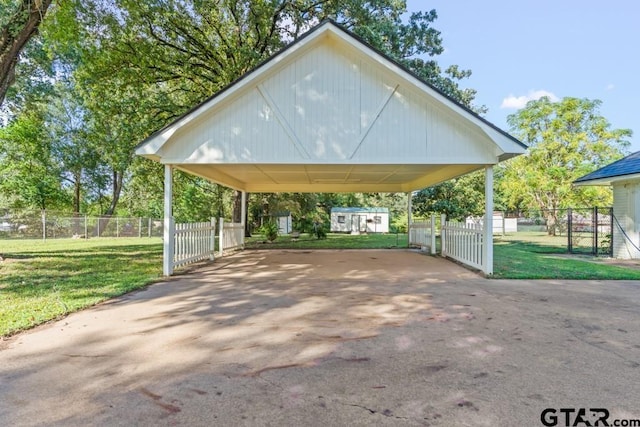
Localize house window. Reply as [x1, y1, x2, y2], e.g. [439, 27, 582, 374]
[337, 215, 346, 223]
[373, 216, 382, 224]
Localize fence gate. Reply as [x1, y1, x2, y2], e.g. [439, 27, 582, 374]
[567, 207, 613, 256]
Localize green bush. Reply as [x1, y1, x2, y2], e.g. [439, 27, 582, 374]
[313, 223, 327, 240]
[391, 215, 408, 233]
[260, 221, 279, 242]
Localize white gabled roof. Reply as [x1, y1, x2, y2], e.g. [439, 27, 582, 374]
[135, 20, 526, 192]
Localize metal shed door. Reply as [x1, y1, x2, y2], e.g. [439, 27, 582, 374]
[351, 215, 367, 234]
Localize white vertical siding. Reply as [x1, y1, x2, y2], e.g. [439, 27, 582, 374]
[160, 38, 500, 165]
[359, 65, 396, 132]
[263, 43, 361, 160]
[424, 104, 496, 162]
[163, 89, 303, 162]
[353, 87, 428, 161]
[613, 183, 640, 259]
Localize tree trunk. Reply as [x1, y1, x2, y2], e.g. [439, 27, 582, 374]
[0, 0, 53, 106]
[545, 211, 558, 236]
[244, 192, 251, 237]
[231, 190, 252, 237]
[74, 171, 81, 214]
[96, 169, 123, 236]
[105, 169, 123, 216]
[232, 190, 242, 223]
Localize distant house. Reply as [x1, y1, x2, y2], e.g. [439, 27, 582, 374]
[330, 207, 389, 234]
[574, 151, 640, 259]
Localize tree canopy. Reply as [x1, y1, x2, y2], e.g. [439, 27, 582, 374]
[1, 0, 483, 226]
[4, 2, 630, 237]
[500, 96, 632, 234]
[0, 0, 53, 105]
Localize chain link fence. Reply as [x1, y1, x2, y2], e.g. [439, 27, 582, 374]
[507, 207, 613, 256]
[0, 209, 163, 240]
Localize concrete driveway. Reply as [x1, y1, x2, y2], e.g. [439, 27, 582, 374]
[1, 249, 639, 426]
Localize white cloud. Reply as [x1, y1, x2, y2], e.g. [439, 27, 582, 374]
[606, 83, 615, 91]
[500, 90, 559, 109]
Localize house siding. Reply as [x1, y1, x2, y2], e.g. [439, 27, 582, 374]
[612, 182, 640, 259]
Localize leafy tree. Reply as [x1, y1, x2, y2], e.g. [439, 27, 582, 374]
[62, 1, 479, 221]
[0, 108, 67, 209]
[412, 172, 485, 221]
[2, 1, 482, 222]
[361, 192, 408, 232]
[0, 0, 54, 105]
[350, 9, 482, 111]
[501, 97, 631, 235]
[46, 84, 104, 213]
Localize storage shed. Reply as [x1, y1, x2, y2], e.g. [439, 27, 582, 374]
[574, 151, 640, 259]
[331, 207, 389, 234]
[275, 212, 292, 235]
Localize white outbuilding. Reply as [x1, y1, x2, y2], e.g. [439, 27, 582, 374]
[331, 207, 389, 234]
[575, 151, 640, 259]
[275, 212, 292, 235]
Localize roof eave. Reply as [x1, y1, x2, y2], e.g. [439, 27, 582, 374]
[574, 172, 640, 186]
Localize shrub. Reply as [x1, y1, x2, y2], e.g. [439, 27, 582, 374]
[313, 223, 327, 240]
[260, 221, 278, 242]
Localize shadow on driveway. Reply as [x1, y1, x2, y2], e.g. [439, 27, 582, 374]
[1, 249, 639, 426]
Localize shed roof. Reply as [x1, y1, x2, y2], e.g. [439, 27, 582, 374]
[331, 207, 389, 214]
[574, 151, 640, 186]
[135, 20, 525, 193]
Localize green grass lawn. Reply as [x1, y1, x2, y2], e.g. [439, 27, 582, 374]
[2, 231, 639, 337]
[493, 232, 640, 280]
[0, 238, 163, 337]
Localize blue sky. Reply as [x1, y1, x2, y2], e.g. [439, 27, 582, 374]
[406, 0, 639, 152]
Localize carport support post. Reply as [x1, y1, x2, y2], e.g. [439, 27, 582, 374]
[241, 191, 247, 247]
[430, 214, 436, 255]
[483, 165, 494, 275]
[440, 213, 447, 255]
[407, 192, 412, 227]
[210, 217, 216, 260]
[163, 165, 175, 276]
[219, 217, 224, 257]
[407, 192, 412, 247]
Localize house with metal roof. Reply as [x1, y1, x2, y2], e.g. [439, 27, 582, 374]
[575, 151, 640, 259]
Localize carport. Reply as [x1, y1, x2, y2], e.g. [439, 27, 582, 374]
[135, 20, 525, 276]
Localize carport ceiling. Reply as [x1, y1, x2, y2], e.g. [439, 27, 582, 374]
[179, 163, 483, 193]
[136, 20, 526, 193]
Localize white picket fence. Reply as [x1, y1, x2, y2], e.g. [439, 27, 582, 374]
[170, 215, 488, 274]
[173, 219, 216, 268]
[169, 218, 245, 272]
[218, 219, 244, 256]
[441, 220, 484, 271]
[408, 217, 436, 254]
